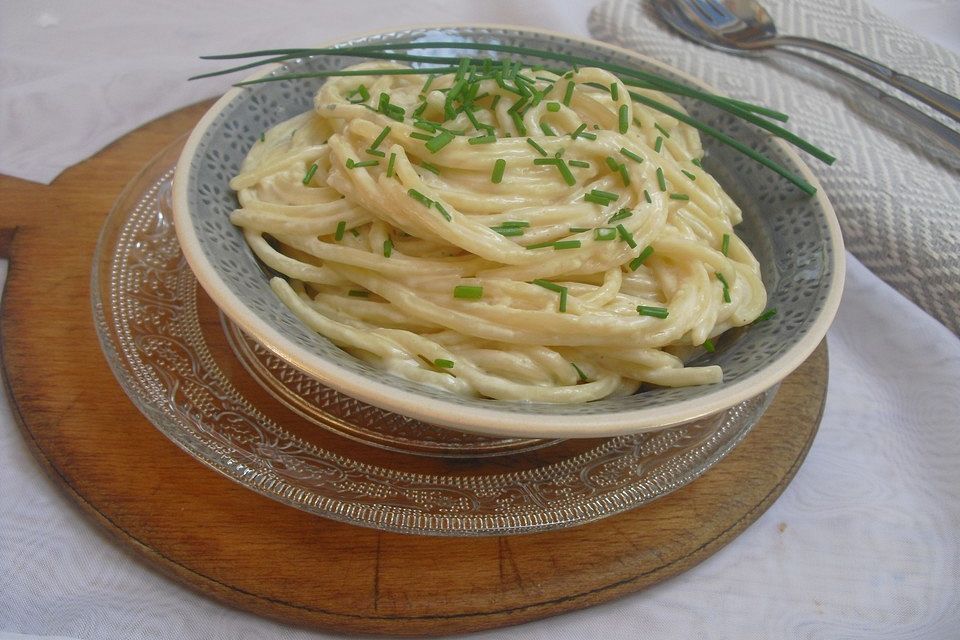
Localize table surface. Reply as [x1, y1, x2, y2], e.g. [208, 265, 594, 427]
[1, 1, 958, 639]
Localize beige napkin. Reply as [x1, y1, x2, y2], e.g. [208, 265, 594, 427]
[590, 0, 960, 334]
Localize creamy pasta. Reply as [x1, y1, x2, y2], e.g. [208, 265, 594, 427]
[229, 62, 767, 403]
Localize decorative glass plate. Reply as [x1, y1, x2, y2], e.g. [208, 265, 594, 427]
[91, 138, 776, 536]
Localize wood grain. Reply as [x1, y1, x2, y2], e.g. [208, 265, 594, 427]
[0, 103, 827, 636]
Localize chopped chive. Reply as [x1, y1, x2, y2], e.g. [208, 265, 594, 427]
[594, 227, 617, 241]
[334, 220, 346, 241]
[259, 132, 266, 142]
[539, 121, 557, 136]
[386, 152, 397, 178]
[571, 123, 587, 139]
[669, 193, 689, 201]
[644, 189, 652, 203]
[618, 104, 629, 133]
[703, 338, 716, 352]
[425, 130, 455, 153]
[490, 94, 501, 110]
[637, 305, 669, 318]
[571, 362, 589, 382]
[531, 278, 565, 293]
[559, 287, 569, 312]
[345, 158, 355, 169]
[365, 148, 386, 157]
[629, 245, 654, 270]
[525, 240, 557, 249]
[350, 228, 360, 238]
[555, 158, 576, 186]
[492, 226, 524, 236]
[654, 122, 671, 138]
[681, 169, 697, 180]
[349, 159, 379, 169]
[605, 156, 621, 172]
[412, 102, 428, 118]
[420, 74, 436, 95]
[618, 164, 630, 186]
[553, 240, 581, 250]
[654, 136, 663, 153]
[547, 101, 561, 112]
[753, 308, 778, 323]
[715, 272, 732, 302]
[434, 201, 451, 221]
[721, 233, 730, 256]
[620, 147, 644, 163]
[509, 110, 527, 135]
[407, 188, 432, 207]
[420, 161, 441, 175]
[371, 126, 391, 149]
[569, 159, 590, 168]
[410, 131, 433, 141]
[500, 220, 529, 228]
[608, 208, 632, 223]
[579, 131, 598, 140]
[616, 224, 637, 248]
[413, 119, 439, 132]
[568, 227, 591, 233]
[453, 285, 484, 299]
[562, 81, 575, 107]
[526, 138, 548, 156]
[433, 358, 455, 369]
[383, 239, 393, 257]
[468, 133, 497, 145]
[692, 157, 703, 168]
[656, 167, 666, 191]
[302, 162, 319, 185]
[534, 157, 560, 165]
[610, 82, 619, 101]
[492, 158, 506, 183]
[584, 189, 619, 207]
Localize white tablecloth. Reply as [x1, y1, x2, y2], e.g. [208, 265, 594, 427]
[1, 1, 958, 638]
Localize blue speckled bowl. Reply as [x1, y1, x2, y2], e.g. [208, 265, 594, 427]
[172, 25, 844, 438]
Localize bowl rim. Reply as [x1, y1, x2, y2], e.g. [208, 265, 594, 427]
[172, 23, 845, 438]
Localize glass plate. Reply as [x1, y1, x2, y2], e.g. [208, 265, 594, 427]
[91, 138, 776, 537]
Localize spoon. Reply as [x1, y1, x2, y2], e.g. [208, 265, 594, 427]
[651, 0, 960, 124]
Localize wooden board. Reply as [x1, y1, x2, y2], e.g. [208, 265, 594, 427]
[0, 103, 827, 636]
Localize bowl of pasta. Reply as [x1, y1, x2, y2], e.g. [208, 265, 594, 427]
[172, 26, 844, 439]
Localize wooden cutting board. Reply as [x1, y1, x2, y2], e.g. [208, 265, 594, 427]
[0, 103, 827, 636]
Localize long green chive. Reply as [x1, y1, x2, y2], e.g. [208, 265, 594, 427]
[383, 239, 393, 257]
[365, 148, 386, 157]
[386, 152, 397, 178]
[553, 240, 581, 250]
[302, 162, 318, 185]
[555, 158, 575, 186]
[434, 201, 452, 221]
[531, 279, 568, 312]
[669, 193, 689, 201]
[434, 358, 455, 369]
[546, 101, 561, 112]
[509, 110, 527, 135]
[425, 130, 455, 153]
[637, 305, 669, 318]
[468, 133, 496, 145]
[492, 226, 524, 236]
[492, 158, 506, 183]
[568, 159, 590, 168]
[348, 289, 370, 297]
[594, 227, 617, 241]
[656, 167, 666, 191]
[371, 125, 391, 150]
[703, 338, 716, 352]
[539, 121, 556, 136]
[629, 245, 654, 270]
[654, 136, 664, 153]
[753, 308, 777, 323]
[499, 220, 530, 228]
[620, 147, 644, 163]
[420, 74, 437, 95]
[654, 122, 671, 138]
[453, 285, 484, 299]
[681, 169, 697, 180]
[618, 104, 629, 133]
[526, 138, 548, 156]
[349, 159, 379, 169]
[610, 82, 619, 101]
[571, 362, 589, 382]
[608, 208, 632, 223]
[616, 224, 637, 248]
[562, 81, 575, 106]
[534, 158, 559, 165]
[644, 189, 652, 203]
[420, 161, 441, 175]
[715, 272, 732, 302]
[721, 233, 730, 256]
[334, 220, 346, 241]
[408, 189, 432, 207]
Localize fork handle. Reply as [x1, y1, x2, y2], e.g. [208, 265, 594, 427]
[771, 35, 960, 123]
